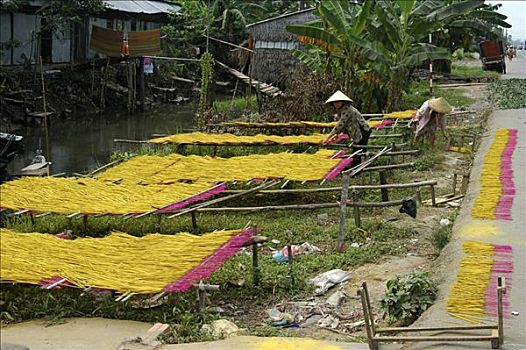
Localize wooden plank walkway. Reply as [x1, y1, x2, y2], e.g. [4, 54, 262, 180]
[215, 61, 283, 98]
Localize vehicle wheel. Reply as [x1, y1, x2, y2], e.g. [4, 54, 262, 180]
[497, 63, 503, 73]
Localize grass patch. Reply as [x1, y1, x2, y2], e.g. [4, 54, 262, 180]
[213, 96, 258, 115]
[2, 208, 416, 334]
[451, 65, 500, 80]
[430, 210, 458, 253]
[413, 149, 446, 171]
[401, 80, 475, 110]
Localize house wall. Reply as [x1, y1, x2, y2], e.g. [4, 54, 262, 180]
[12, 13, 40, 64]
[247, 10, 317, 86]
[0, 13, 12, 65]
[52, 29, 71, 63]
[2, 10, 166, 65]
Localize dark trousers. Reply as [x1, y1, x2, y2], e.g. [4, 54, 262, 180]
[350, 127, 372, 168]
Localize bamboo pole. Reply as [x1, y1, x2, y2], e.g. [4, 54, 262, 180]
[360, 162, 415, 173]
[222, 180, 438, 194]
[352, 190, 361, 228]
[193, 199, 405, 213]
[39, 57, 51, 165]
[338, 172, 351, 251]
[167, 180, 280, 218]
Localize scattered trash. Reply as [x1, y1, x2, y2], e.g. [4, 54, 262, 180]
[326, 290, 347, 307]
[209, 306, 224, 314]
[399, 197, 417, 218]
[350, 242, 360, 248]
[311, 269, 351, 295]
[272, 251, 288, 263]
[440, 218, 451, 226]
[272, 242, 321, 263]
[210, 319, 240, 337]
[447, 201, 461, 208]
[227, 278, 245, 287]
[317, 213, 329, 222]
[201, 324, 213, 335]
[344, 319, 365, 331]
[406, 252, 418, 257]
[301, 242, 322, 254]
[55, 230, 73, 239]
[318, 315, 340, 329]
[271, 239, 281, 245]
[511, 311, 519, 316]
[266, 308, 284, 322]
[410, 239, 419, 244]
[302, 314, 323, 327]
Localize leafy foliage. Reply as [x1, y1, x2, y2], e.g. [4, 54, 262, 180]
[39, 0, 105, 32]
[380, 272, 437, 325]
[489, 79, 526, 109]
[197, 52, 214, 130]
[286, 0, 509, 112]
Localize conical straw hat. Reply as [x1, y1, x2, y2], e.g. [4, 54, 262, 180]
[428, 97, 452, 114]
[325, 90, 353, 104]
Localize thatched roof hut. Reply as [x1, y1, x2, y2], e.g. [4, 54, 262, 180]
[246, 8, 317, 88]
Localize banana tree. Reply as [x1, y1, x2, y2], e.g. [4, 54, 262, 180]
[286, 0, 374, 103]
[286, 0, 489, 111]
[356, 0, 496, 110]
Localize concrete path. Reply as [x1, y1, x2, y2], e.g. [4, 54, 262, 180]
[504, 50, 526, 79]
[0, 318, 153, 350]
[398, 52, 526, 350]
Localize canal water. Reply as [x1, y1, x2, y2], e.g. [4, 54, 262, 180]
[9, 104, 195, 174]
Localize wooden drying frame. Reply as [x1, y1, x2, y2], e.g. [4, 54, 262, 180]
[358, 278, 505, 350]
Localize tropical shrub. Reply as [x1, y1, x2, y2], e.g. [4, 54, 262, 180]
[380, 272, 437, 325]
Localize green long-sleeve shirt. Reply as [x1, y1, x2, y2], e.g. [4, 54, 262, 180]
[328, 104, 370, 143]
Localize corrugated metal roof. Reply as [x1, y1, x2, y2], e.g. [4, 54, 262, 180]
[104, 1, 180, 15]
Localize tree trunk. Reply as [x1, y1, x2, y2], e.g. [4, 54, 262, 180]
[386, 69, 406, 112]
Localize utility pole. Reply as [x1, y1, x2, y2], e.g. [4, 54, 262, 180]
[429, 33, 433, 95]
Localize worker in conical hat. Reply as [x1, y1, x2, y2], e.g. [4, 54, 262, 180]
[323, 91, 371, 166]
[411, 97, 452, 149]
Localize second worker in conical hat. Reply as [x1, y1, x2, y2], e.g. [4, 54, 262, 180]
[323, 90, 371, 166]
[411, 97, 452, 149]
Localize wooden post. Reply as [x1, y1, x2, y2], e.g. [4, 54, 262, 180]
[252, 241, 260, 286]
[338, 172, 351, 251]
[191, 212, 198, 231]
[430, 185, 437, 207]
[460, 173, 470, 195]
[416, 188, 422, 205]
[30, 213, 35, 226]
[247, 51, 253, 109]
[83, 215, 88, 231]
[138, 57, 145, 111]
[100, 58, 110, 111]
[90, 59, 95, 98]
[156, 215, 162, 233]
[127, 60, 133, 112]
[287, 230, 294, 289]
[197, 287, 206, 312]
[359, 283, 378, 350]
[379, 171, 389, 201]
[39, 57, 51, 164]
[497, 276, 505, 346]
[452, 173, 458, 195]
[352, 190, 361, 228]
